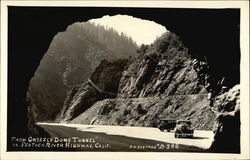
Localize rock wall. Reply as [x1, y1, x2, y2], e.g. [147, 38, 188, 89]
[210, 85, 240, 153]
[118, 32, 210, 98]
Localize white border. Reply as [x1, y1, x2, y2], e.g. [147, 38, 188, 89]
[1, 1, 249, 160]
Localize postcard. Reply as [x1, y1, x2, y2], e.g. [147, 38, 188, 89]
[1, 1, 249, 160]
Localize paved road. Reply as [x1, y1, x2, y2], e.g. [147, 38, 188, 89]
[36, 123, 214, 152]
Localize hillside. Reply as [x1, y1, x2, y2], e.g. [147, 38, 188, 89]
[57, 32, 217, 130]
[27, 22, 138, 134]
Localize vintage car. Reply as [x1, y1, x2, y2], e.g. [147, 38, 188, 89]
[174, 120, 194, 138]
[158, 119, 176, 132]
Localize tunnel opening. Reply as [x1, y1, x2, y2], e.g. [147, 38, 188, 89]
[7, 7, 240, 151]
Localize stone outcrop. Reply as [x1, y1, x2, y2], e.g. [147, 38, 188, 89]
[56, 59, 129, 123]
[210, 85, 240, 153]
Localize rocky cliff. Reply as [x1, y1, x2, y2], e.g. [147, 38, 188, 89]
[65, 32, 218, 130]
[56, 59, 129, 123]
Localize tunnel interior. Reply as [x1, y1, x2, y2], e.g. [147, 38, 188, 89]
[7, 7, 240, 150]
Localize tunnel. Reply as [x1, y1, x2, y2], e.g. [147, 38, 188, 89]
[7, 7, 240, 150]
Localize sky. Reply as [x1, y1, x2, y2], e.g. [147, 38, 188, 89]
[89, 15, 167, 46]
